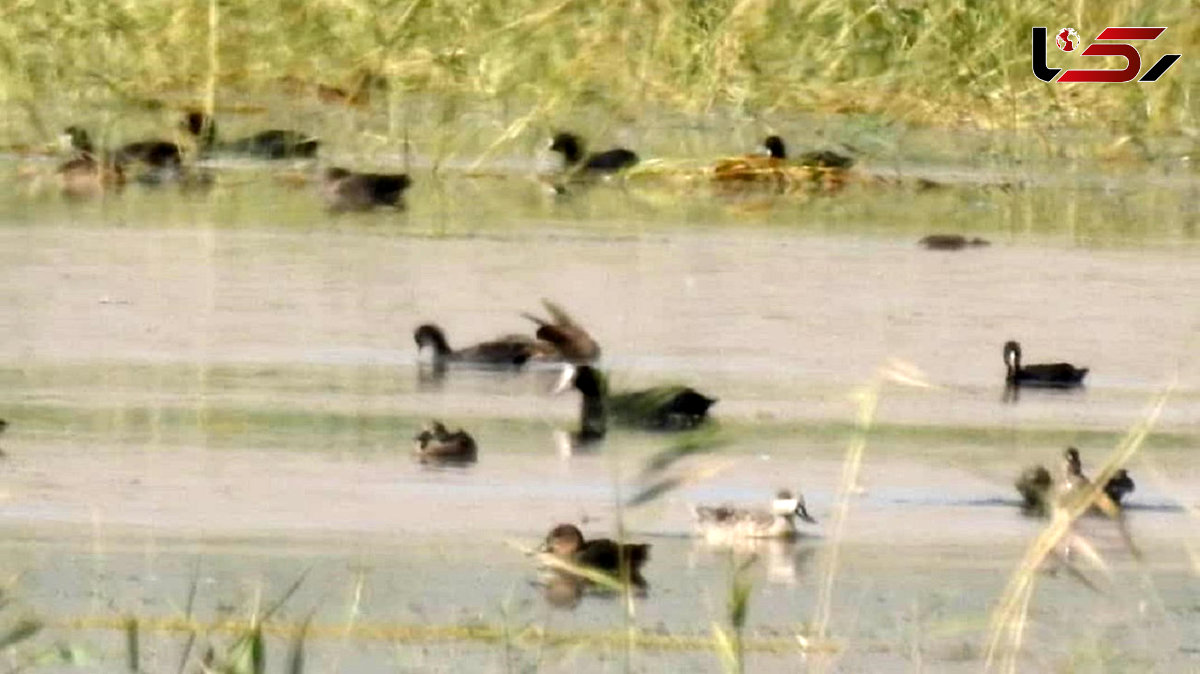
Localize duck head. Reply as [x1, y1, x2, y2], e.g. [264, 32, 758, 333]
[1003, 341, 1022, 375]
[413, 324, 452, 358]
[1062, 447, 1082, 476]
[761, 135, 787, 159]
[771, 489, 817, 523]
[61, 126, 94, 154]
[549, 132, 585, 166]
[543, 523, 585, 557]
[181, 111, 217, 149]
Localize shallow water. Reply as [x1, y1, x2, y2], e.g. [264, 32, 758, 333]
[0, 137, 1198, 672]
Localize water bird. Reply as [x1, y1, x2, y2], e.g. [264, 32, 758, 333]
[1015, 447, 1134, 515]
[413, 324, 559, 369]
[1003, 341, 1088, 389]
[521, 299, 601, 364]
[918, 234, 990, 250]
[413, 420, 477, 463]
[548, 132, 639, 175]
[321, 167, 411, 211]
[762, 134, 855, 170]
[1104, 469, 1135, 506]
[553, 365, 717, 443]
[712, 135, 853, 188]
[182, 111, 319, 159]
[57, 127, 125, 197]
[541, 523, 651, 585]
[692, 489, 817, 541]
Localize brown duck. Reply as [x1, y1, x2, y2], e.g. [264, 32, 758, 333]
[522, 299, 601, 364]
[413, 420, 477, 463]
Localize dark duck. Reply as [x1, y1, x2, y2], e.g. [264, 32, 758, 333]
[549, 132, 639, 175]
[412, 420, 478, 464]
[553, 364, 717, 446]
[1004, 341, 1088, 389]
[413, 324, 559, 370]
[712, 135, 854, 188]
[541, 523, 651, 587]
[760, 134, 855, 170]
[321, 168, 411, 211]
[413, 300, 599, 370]
[183, 111, 319, 159]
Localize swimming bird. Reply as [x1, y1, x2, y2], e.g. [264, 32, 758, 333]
[182, 111, 319, 159]
[541, 523, 651, 585]
[1003, 341, 1088, 389]
[413, 324, 559, 369]
[761, 134, 855, 170]
[57, 127, 125, 197]
[1014, 464, 1053, 513]
[918, 234, 991, 250]
[692, 489, 817, 542]
[548, 132, 639, 175]
[712, 135, 853, 189]
[521, 300, 601, 364]
[413, 420, 478, 463]
[321, 167, 411, 211]
[1104, 469, 1136, 506]
[553, 365, 717, 441]
[1015, 447, 1134, 515]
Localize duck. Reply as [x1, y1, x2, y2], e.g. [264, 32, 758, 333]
[692, 489, 817, 542]
[1014, 464, 1053, 513]
[553, 365, 717, 442]
[61, 124, 182, 173]
[321, 167, 411, 211]
[413, 420, 477, 463]
[713, 135, 854, 187]
[1003, 341, 1088, 388]
[918, 234, 991, 250]
[1104, 469, 1136, 506]
[413, 324, 559, 369]
[760, 135, 854, 170]
[548, 132, 639, 175]
[57, 127, 125, 197]
[182, 111, 319, 159]
[521, 299, 601, 363]
[1015, 447, 1134, 515]
[541, 523, 651, 585]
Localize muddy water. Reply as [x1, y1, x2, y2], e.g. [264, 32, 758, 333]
[0, 152, 1198, 672]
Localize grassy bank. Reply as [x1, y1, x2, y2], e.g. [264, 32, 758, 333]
[0, 0, 1195, 143]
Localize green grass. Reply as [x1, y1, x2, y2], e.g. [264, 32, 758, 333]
[0, 0, 1195, 152]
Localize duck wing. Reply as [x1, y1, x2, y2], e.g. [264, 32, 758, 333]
[795, 149, 855, 169]
[610, 386, 716, 430]
[522, 300, 600, 362]
[1018, 363, 1088, 386]
[577, 539, 649, 573]
[227, 130, 320, 159]
[583, 149, 639, 172]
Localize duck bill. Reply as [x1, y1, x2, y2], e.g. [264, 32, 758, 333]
[551, 364, 577, 395]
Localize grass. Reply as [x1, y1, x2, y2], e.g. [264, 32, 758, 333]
[0, 0, 1195, 156]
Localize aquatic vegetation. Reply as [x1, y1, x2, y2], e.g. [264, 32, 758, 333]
[0, 0, 1193, 158]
